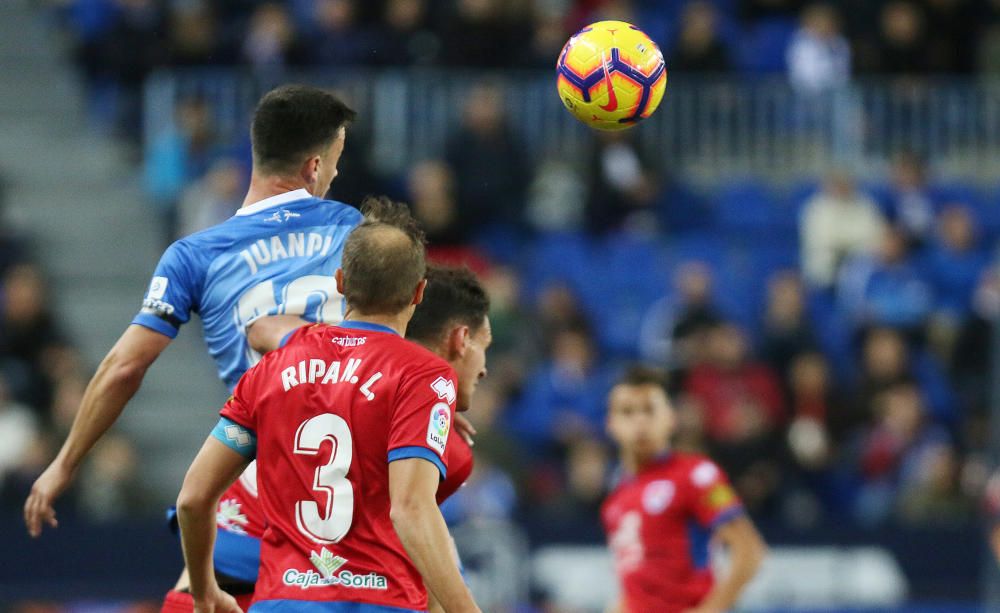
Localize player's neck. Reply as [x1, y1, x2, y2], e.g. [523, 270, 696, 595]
[243, 174, 311, 208]
[343, 311, 409, 337]
[622, 446, 670, 474]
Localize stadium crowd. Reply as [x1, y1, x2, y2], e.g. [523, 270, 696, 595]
[19, 0, 1000, 535]
[0, 181, 148, 524]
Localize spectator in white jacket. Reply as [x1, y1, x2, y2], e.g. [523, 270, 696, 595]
[787, 3, 851, 94]
[800, 172, 886, 288]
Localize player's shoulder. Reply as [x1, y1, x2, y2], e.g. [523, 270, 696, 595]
[671, 452, 727, 487]
[391, 337, 455, 374]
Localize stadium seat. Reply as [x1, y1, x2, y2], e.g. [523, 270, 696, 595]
[714, 179, 783, 235]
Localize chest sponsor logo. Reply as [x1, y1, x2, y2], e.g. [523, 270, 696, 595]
[642, 479, 675, 515]
[283, 548, 388, 591]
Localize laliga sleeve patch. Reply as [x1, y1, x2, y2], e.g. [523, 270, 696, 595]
[148, 276, 169, 299]
[426, 402, 451, 455]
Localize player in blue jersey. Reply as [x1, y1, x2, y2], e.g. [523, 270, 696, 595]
[23, 85, 361, 610]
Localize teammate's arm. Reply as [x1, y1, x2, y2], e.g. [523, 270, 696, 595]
[177, 435, 252, 613]
[246, 314, 307, 354]
[24, 325, 171, 536]
[685, 516, 766, 613]
[389, 458, 480, 613]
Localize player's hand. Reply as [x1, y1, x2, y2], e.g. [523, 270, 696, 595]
[193, 586, 243, 613]
[24, 460, 76, 537]
[454, 413, 477, 446]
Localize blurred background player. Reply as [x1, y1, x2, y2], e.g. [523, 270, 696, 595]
[602, 366, 767, 613]
[176, 199, 480, 613]
[24, 84, 360, 610]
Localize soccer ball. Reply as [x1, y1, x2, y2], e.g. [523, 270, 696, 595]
[556, 20, 667, 131]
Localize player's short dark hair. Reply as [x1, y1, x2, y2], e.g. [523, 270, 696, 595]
[407, 266, 490, 345]
[251, 85, 356, 175]
[341, 196, 426, 315]
[617, 364, 669, 392]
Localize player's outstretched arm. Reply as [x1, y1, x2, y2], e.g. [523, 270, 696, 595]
[24, 324, 171, 537]
[686, 516, 767, 613]
[246, 314, 307, 354]
[177, 436, 251, 613]
[389, 458, 481, 613]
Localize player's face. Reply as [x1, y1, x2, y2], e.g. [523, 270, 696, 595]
[606, 384, 674, 457]
[454, 316, 492, 411]
[315, 126, 346, 197]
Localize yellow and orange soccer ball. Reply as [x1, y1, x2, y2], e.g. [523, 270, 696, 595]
[556, 20, 667, 131]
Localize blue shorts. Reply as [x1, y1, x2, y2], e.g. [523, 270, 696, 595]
[249, 602, 421, 613]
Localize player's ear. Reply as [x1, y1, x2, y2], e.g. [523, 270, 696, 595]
[335, 269, 345, 295]
[301, 154, 322, 187]
[412, 278, 427, 306]
[448, 325, 470, 360]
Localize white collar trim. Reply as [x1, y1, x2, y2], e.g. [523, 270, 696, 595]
[235, 189, 312, 216]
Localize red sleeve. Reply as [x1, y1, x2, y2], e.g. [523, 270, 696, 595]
[220, 362, 263, 432]
[386, 360, 458, 479]
[687, 459, 744, 529]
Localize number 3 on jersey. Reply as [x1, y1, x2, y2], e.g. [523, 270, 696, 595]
[235, 275, 344, 364]
[294, 413, 354, 544]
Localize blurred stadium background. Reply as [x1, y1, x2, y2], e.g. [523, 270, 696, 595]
[2, 0, 1000, 610]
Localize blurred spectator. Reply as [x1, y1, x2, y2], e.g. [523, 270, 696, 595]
[444, 82, 528, 234]
[638, 261, 722, 371]
[166, 0, 225, 66]
[307, 0, 373, 66]
[685, 323, 786, 446]
[507, 327, 612, 452]
[950, 268, 1000, 417]
[177, 158, 245, 236]
[787, 3, 850, 93]
[536, 284, 592, 351]
[98, 0, 165, 139]
[897, 441, 973, 525]
[854, 382, 949, 524]
[761, 271, 816, 379]
[77, 434, 147, 521]
[538, 436, 610, 523]
[370, 0, 438, 66]
[854, 327, 912, 425]
[441, 457, 518, 523]
[526, 157, 586, 232]
[800, 172, 885, 289]
[408, 160, 464, 246]
[585, 131, 659, 235]
[408, 160, 492, 272]
[685, 325, 785, 512]
[519, 8, 570, 68]
[144, 96, 218, 242]
[0, 375, 39, 488]
[925, 205, 990, 322]
[843, 226, 933, 337]
[0, 264, 72, 413]
[872, 1, 929, 75]
[241, 3, 301, 73]
[885, 152, 935, 246]
[670, 1, 732, 73]
[786, 352, 848, 453]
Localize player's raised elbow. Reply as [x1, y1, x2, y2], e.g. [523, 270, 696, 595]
[176, 479, 215, 517]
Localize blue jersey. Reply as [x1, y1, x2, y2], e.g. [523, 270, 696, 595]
[133, 189, 362, 390]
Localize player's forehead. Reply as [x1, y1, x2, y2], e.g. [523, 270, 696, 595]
[609, 382, 668, 410]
